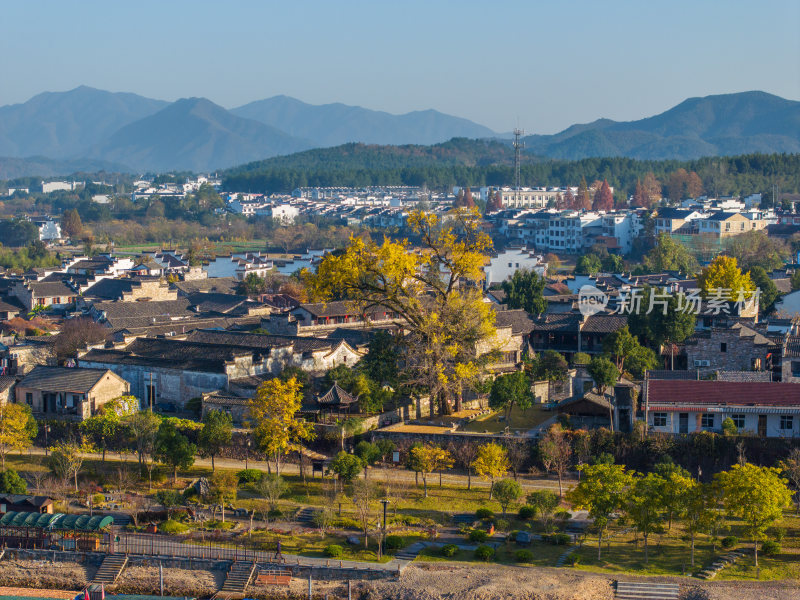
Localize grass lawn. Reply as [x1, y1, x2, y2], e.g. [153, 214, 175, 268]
[462, 405, 554, 434]
[417, 539, 566, 567]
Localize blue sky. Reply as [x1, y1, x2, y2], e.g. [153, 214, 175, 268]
[2, 0, 799, 133]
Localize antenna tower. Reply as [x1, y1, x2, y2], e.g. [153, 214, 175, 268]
[513, 128, 524, 204]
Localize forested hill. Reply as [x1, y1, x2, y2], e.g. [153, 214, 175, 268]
[222, 142, 800, 200]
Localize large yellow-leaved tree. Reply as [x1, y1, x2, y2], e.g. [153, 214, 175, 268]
[0, 403, 36, 469]
[248, 376, 314, 475]
[697, 255, 755, 301]
[306, 208, 497, 414]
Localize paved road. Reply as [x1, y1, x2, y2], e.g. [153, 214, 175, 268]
[20, 447, 573, 493]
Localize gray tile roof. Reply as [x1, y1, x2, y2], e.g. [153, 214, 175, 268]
[18, 366, 112, 393]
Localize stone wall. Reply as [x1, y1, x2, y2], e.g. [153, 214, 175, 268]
[686, 329, 771, 377]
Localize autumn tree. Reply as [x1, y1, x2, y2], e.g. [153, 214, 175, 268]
[666, 168, 689, 203]
[48, 441, 87, 491]
[538, 424, 572, 497]
[697, 255, 755, 301]
[626, 472, 665, 565]
[472, 442, 510, 499]
[715, 463, 793, 568]
[576, 177, 592, 210]
[779, 447, 800, 512]
[126, 410, 161, 468]
[258, 474, 288, 511]
[248, 376, 314, 474]
[592, 179, 614, 211]
[0, 403, 36, 469]
[686, 171, 703, 198]
[569, 462, 634, 560]
[307, 209, 497, 414]
[351, 479, 377, 548]
[61, 208, 83, 239]
[486, 190, 503, 213]
[408, 444, 453, 497]
[53, 317, 111, 360]
[198, 409, 233, 471]
[563, 188, 576, 210]
[642, 172, 662, 207]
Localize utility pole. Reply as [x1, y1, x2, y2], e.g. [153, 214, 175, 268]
[513, 128, 524, 207]
[380, 499, 389, 559]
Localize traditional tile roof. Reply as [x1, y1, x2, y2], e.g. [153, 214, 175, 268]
[173, 277, 238, 295]
[494, 309, 536, 335]
[296, 301, 385, 318]
[82, 278, 141, 300]
[531, 313, 581, 333]
[646, 380, 800, 407]
[27, 281, 75, 298]
[316, 382, 358, 406]
[0, 376, 16, 392]
[187, 292, 252, 315]
[18, 366, 113, 393]
[581, 314, 627, 334]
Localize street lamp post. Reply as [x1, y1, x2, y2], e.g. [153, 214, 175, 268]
[44, 424, 50, 456]
[245, 437, 251, 470]
[379, 499, 389, 559]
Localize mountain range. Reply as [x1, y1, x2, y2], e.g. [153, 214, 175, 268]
[0, 87, 798, 177]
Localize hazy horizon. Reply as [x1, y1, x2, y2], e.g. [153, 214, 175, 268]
[1, 0, 799, 134]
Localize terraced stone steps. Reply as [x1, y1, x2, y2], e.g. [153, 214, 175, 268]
[217, 560, 257, 599]
[92, 554, 128, 585]
[696, 550, 746, 579]
[615, 581, 679, 600]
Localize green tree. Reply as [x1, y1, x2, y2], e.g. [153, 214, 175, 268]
[154, 420, 196, 482]
[654, 461, 692, 530]
[575, 253, 602, 276]
[714, 463, 793, 568]
[501, 268, 547, 315]
[198, 409, 233, 472]
[257, 473, 288, 511]
[626, 472, 665, 565]
[209, 470, 238, 522]
[329, 451, 364, 486]
[526, 490, 560, 533]
[0, 469, 26, 494]
[601, 325, 638, 373]
[643, 233, 698, 274]
[408, 444, 453, 497]
[354, 441, 382, 478]
[749, 266, 779, 312]
[601, 253, 624, 273]
[568, 463, 634, 560]
[126, 410, 161, 468]
[472, 442, 510, 499]
[81, 395, 136, 462]
[493, 478, 523, 515]
[627, 286, 696, 367]
[156, 489, 183, 518]
[682, 481, 718, 567]
[488, 371, 532, 425]
[238, 272, 267, 297]
[587, 357, 620, 431]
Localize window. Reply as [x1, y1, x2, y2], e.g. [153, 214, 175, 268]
[652, 412, 667, 427]
[701, 413, 715, 428]
[25, 392, 32, 406]
[720, 343, 727, 352]
[780, 415, 794, 430]
[731, 414, 745, 429]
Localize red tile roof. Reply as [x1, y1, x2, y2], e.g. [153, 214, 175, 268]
[647, 379, 800, 407]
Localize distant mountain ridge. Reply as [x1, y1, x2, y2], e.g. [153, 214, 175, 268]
[232, 95, 496, 147]
[523, 91, 800, 160]
[0, 88, 798, 175]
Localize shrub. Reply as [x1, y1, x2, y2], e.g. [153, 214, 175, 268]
[159, 519, 188, 534]
[236, 469, 262, 484]
[440, 543, 459, 557]
[91, 493, 106, 506]
[332, 516, 361, 530]
[468, 529, 489, 543]
[267, 509, 283, 521]
[555, 510, 572, 521]
[518, 505, 535, 520]
[324, 544, 344, 558]
[0, 469, 26, 494]
[474, 544, 494, 562]
[721, 536, 738, 549]
[761, 540, 780, 556]
[548, 533, 571, 545]
[385, 535, 403, 550]
[568, 553, 581, 566]
[514, 549, 534, 563]
[495, 518, 510, 532]
[475, 507, 494, 520]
